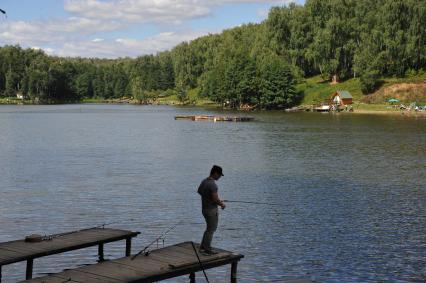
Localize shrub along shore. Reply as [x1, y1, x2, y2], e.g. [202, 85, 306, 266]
[3, 72, 425, 116]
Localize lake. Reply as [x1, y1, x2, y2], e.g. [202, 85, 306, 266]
[0, 104, 425, 282]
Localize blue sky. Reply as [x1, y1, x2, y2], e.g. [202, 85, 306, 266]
[0, 0, 304, 58]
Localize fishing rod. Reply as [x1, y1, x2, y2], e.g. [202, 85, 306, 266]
[96, 218, 136, 229]
[131, 220, 183, 260]
[190, 241, 210, 283]
[25, 218, 136, 242]
[49, 218, 136, 238]
[223, 200, 279, 206]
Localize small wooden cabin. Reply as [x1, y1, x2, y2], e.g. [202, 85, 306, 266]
[330, 90, 353, 106]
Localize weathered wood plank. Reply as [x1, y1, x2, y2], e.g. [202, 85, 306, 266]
[69, 261, 150, 282]
[19, 275, 80, 283]
[172, 242, 234, 262]
[110, 255, 174, 275]
[142, 252, 193, 267]
[40, 269, 120, 283]
[168, 253, 232, 269]
[0, 243, 50, 255]
[0, 247, 26, 261]
[153, 247, 196, 261]
[21, 242, 244, 283]
[0, 228, 139, 266]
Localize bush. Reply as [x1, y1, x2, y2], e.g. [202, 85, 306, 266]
[176, 87, 189, 103]
[360, 70, 380, 94]
[159, 89, 176, 98]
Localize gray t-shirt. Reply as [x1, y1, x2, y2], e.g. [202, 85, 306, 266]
[197, 178, 218, 211]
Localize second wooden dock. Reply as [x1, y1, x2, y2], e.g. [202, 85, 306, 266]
[22, 242, 244, 283]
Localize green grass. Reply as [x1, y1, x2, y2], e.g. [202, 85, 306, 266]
[298, 76, 363, 105]
[80, 91, 216, 106]
[157, 88, 217, 106]
[0, 97, 25, 104]
[82, 97, 108, 103]
[157, 94, 179, 104]
[298, 72, 426, 106]
[352, 103, 400, 112]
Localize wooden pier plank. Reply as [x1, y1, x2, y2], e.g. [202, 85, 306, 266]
[0, 228, 132, 252]
[21, 276, 80, 283]
[27, 270, 120, 283]
[0, 228, 139, 266]
[0, 248, 25, 261]
[69, 262, 150, 282]
[144, 252, 191, 264]
[173, 242, 235, 261]
[53, 269, 122, 283]
[108, 257, 170, 274]
[21, 242, 244, 283]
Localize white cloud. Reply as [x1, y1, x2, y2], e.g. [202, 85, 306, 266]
[64, 0, 210, 24]
[0, 18, 124, 46]
[64, 0, 287, 24]
[257, 8, 270, 19]
[0, 0, 292, 58]
[54, 30, 209, 58]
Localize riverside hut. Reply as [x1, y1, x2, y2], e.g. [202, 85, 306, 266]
[330, 90, 353, 106]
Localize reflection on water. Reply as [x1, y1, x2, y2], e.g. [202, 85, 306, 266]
[0, 105, 425, 282]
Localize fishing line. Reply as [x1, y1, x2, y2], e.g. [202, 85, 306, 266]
[223, 200, 282, 215]
[223, 200, 279, 206]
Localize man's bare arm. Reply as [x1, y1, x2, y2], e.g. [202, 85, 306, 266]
[212, 192, 226, 209]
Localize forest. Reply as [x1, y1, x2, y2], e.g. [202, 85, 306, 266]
[0, 0, 425, 108]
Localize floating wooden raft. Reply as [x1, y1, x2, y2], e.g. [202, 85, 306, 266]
[175, 115, 254, 122]
[22, 242, 244, 283]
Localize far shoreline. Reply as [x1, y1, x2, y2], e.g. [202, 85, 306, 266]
[1, 99, 425, 117]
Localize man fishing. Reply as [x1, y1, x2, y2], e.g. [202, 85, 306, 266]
[197, 165, 226, 255]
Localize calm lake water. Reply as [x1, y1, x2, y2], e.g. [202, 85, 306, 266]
[0, 104, 425, 283]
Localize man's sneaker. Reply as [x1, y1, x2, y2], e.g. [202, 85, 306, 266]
[200, 249, 218, 256]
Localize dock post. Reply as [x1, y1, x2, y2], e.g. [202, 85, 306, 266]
[26, 259, 33, 280]
[1, 265, 2, 283]
[98, 243, 105, 262]
[125, 238, 132, 257]
[189, 272, 196, 283]
[231, 262, 238, 283]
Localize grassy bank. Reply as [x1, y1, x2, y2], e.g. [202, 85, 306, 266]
[81, 89, 218, 107]
[0, 97, 25, 104]
[4, 72, 425, 112]
[298, 73, 426, 108]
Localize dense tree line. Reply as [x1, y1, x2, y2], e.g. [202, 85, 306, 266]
[1, 0, 425, 106]
[267, 0, 426, 92]
[0, 46, 175, 103]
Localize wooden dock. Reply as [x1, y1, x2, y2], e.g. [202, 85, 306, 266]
[0, 228, 140, 282]
[22, 242, 244, 283]
[175, 115, 254, 122]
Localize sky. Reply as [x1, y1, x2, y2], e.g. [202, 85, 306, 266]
[0, 0, 304, 58]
